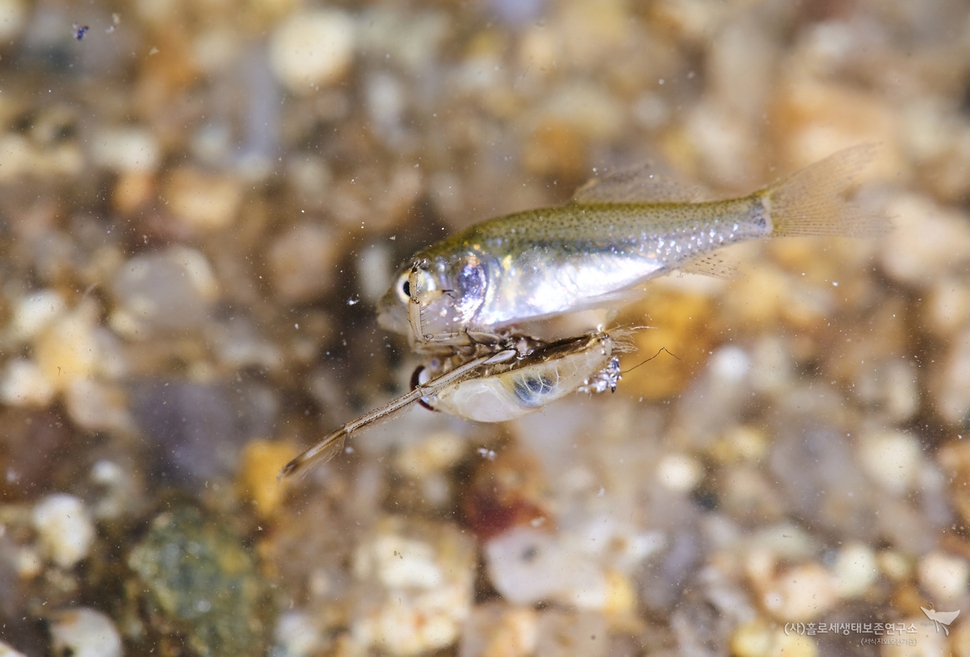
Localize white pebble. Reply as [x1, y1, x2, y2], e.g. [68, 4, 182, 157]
[937, 325, 970, 424]
[357, 242, 393, 303]
[857, 430, 923, 494]
[484, 527, 608, 609]
[110, 248, 217, 335]
[919, 551, 970, 603]
[65, 379, 134, 434]
[0, 640, 29, 657]
[881, 193, 970, 287]
[460, 604, 537, 657]
[89, 127, 160, 173]
[273, 610, 325, 657]
[164, 168, 242, 232]
[656, 452, 704, 493]
[761, 563, 838, 622]
[832, 542, 878, 598]
[394, 431, 465, 479]
[710, 345, 751, 383]
[877, 550, 913, 582]
[34, 301, 101, 388]
[0, 358, 55, 407]
[49, 608, 122, 657]
[270, 10, 355, 94]
[0, 0, 26, 41]
[14, 545, 42, 579]
[32, 494, 96, 569]
[6, 289, 66, 343]
[267, 222, 340, 303]
[352, 517, 475, 656]
[361, 534, 443, 590]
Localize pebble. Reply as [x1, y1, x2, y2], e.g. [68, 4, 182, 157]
[236, 439, 298, 521]
[163, 167, 243, 233]
[352, 516, 475, 656]
[768, 414, 877, 539]
[110, 247, 217, 337]
[33, 301, 101, 390]
[269, 10, 355, 94]
[127, 506, 270, 657]
[460, 445, 549, 541]
[0, 0, 966, 652]
[356, 242, 394, 303]
[731, 619, 818, 657]
[707, 15, 775, 124]
[459, 604, 537, 657]
[619, 288, 716, 399]
[0, 641, 28, 657]
[393, 431, 466, 510]
[832, 542, 878, 599]
[857, 430, 924, 494]
[129, 380, 278, 489]
[923, 277, 970, 337]
[89, 126, 161, 173]
[360, 8, 449, 74]
[852, 359, 920, 423]
[522, 81, 626, 178]
[32, 494, 96, 570]
[877, 549, 913, 582]
[272, 610, 326, 657]
[48, 608, 123, 657]
[0, 0, 26, 41]
[655, 452, 703, 493]
[484, 526, 608, 608]
[918, 551, 970, 603]
[267, 222, 340, 303]
[759, 562, 838, 622]
[5, 289, 66, 344]
[394, 431, 465, 479]
[0, 358, 55, 407]
[935, 325, 970, 425]
[64, 380, 133, 434]
[710, 425, 769, 464]
[686, 100, 758, 189]
[534, 609, 607, 657]
[89, 460, 135, 521]
[730, 620, 773, 657]
[112, 170, 156, 215]
[880, 193, 970, 287]
[771, 78, 901, 173]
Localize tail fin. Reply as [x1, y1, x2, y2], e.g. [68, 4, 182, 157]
[763, 144, 889, 238]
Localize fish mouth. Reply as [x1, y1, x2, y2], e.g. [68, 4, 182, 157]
[376, 292, 410, 336]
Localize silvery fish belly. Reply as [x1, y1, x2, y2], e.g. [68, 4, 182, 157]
[377, 145, 885, 348]
[423, 331, 620, 423]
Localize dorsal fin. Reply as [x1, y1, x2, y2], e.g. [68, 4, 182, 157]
[572, 162, 706, 204]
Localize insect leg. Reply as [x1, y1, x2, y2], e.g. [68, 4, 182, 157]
[280, 349, 515, 480]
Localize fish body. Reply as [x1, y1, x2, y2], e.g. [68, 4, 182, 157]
[378, 145, 884, 350]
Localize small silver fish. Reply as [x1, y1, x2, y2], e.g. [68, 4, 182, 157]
[279, 331, 622, 479]
[378, 145, 886, 350]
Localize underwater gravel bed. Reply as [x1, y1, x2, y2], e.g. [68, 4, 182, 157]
[1, 1, 970, 656]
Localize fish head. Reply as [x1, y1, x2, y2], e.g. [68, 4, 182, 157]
[377, 250, 490, 342]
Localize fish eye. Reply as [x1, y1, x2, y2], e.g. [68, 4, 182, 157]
[395, 273, 411, 303]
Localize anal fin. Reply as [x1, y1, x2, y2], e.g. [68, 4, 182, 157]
[678, 254, 738, 279]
